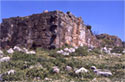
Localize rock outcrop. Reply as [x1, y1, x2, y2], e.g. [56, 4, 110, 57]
[0, 10, 100, 49]
[122, 42, 125, 48]
[96, 34, 123, 48]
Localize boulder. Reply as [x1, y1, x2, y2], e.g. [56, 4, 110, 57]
[0, 57, 10, 62]
[65, 66, 72, 71]
[25, 50, 36, 54]
[57, 50, 64, 54]
[75, 67, 88, 74]
[7, 69, 15, 75]
[13, 46, 23, 52]
[7, 48, 14, 54]
[91, 66, 112, 77]
[52, 66, 60, 73]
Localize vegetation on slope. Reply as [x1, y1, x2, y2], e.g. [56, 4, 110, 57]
[0, 46, 125, 82]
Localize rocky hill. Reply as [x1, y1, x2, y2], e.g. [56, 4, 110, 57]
[0, 10, 101, 49]
[96, 34, 123, 48]
[0, 10, 123, 49]
[0, 10, 125, 82]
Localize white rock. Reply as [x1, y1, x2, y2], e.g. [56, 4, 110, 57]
[117, 54, 122, 56]
[107, 50, 111, 54]
[22, 48, 36, 54]
[45, 77, 52, 81]
[88, 49, 92, 52]
[71, 48, 76, 52]
[13, 46, 23, 52]
[89, 45, 95, 49]
[69, 48, 75, 53]
[66, 66, 72, 71]
[7, 69, 15, 75]
[108, 48, 112, 51]
[103, 47, 107, 51]
[112, 53, 116, 55]
[30, 63, 43, 69]
[0, 57, 10, 62]
[45, 77, 49, 80]
[75, 67, 88, 74]
[103, 47, 111, 54]
[91, 66, 112, 76]
[74, 46, 78, 49]
[94, 70, 112, 76]
[11, 24, 14, 27]
[101, 47, 112, 54]
[52, 66, 60, 73]
[7, 48, 14, 54]
[64, 48, 69, 51]
[26, 50, 36, 54]
[92, 78, 97, 81]
[60, 50, 64, 53]
[57, 50, 64, 54]
[80, 43, 83, 47]
[91, 66, 97, 70]
[122, 49, 125, 54]
[29, 65, 34, 69]
[22, 48, 28, 52]
[62, 52, 69, 56]
[112, 53, 122, 56]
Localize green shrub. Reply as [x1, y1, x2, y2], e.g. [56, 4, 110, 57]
[2, 71, 25, 81]
[51, 58, 66, 68]
[12, 52, 37, 62]
[92, 48, 101, 54]
[86, 25, 92, 30]
[111, 47, 123, 53]
[114, 64, 125, 69]
[1, 60, 35, 71]
[39, 58, 54, 71]
[68, 71, 95, 80]
[65, 58, 84, 68]
[72, 46, 88, 56]
[49, 53, 64, 58]
[0, 52, 38, 71]
[101, 38, 113, 47]
[26, 68, 48, 79]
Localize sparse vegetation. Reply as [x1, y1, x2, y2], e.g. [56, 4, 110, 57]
[0, 46, 125, 81]
[111, 47, 124, 53]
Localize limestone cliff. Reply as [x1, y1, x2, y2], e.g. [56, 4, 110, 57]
[0, 10, 103, 49]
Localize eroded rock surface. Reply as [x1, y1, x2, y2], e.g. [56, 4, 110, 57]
[0, 10, 106, 49]
[96, 34, 123, 48]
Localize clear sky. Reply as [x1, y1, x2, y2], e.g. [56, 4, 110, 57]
[0, 0, 124, 41]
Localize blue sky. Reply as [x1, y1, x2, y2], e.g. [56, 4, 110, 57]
[0, 1, 125, 41]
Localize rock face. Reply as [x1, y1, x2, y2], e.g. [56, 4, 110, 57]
[86, 25, 100, 47]
[0, 10, 102, 49]
[122, 42, 125, 48]
[96, 34, 123, 48]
